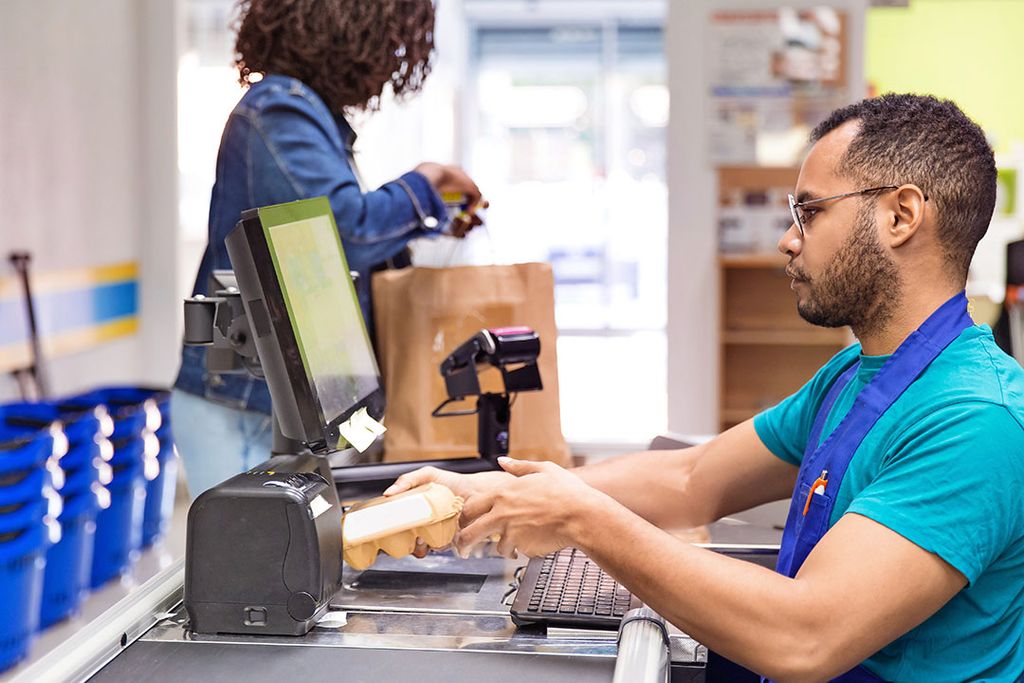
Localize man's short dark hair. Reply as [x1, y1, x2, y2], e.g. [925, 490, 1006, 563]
[810, 94, 996, 279]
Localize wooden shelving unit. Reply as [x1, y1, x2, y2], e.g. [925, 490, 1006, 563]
[717, 170, 852, 432]
[722, 329, 851, 346]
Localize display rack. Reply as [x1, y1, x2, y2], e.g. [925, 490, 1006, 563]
[717, 166, 851, 431]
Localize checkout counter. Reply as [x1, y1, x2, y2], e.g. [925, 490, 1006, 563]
[11, 198, 781, 682]
[13, 538, 781, 682]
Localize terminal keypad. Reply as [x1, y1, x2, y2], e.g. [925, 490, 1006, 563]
[524, 548, 634, 621]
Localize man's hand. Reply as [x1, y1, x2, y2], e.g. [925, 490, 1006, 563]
[383, 465, 514, 558]
[382, 465, 512, 501]
[455, 457, 608, 559]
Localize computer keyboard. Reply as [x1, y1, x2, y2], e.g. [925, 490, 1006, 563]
[510, 547, 641, 629]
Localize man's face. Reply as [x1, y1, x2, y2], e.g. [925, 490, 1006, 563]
[779, 123, 901, 331]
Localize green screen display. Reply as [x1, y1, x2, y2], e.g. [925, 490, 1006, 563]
[260, 198, 380, 426]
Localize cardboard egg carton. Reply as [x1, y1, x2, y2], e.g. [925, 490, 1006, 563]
[342, 483, 463, 570]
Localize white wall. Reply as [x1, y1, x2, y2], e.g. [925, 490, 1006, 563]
[665, 1, 719, 435]
[138, 0, 184, 390]
[0, 0, 180, 399]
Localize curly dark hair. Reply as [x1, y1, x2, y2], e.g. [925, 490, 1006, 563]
[233, 0, 435, 114]
[811, 94, 997, 280]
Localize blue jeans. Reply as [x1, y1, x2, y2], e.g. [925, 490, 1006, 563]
[170, 389, 272, 499]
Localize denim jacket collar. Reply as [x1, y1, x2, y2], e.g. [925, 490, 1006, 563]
[258, 73, 358, 151]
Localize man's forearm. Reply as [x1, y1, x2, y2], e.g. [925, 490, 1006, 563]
[573, 448, 714, 530]
[573, 422, 797, 532]
[571, 492, 828, 681]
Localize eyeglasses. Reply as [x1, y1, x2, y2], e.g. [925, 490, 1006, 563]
[788, 185, 900, 238]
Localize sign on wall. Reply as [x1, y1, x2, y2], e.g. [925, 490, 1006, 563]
[706, 8, 852, 165]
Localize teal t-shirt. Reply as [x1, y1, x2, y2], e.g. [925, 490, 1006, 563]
[754, 325, 1024, 682]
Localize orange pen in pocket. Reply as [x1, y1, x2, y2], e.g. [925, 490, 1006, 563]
[802, 469, 829, 516]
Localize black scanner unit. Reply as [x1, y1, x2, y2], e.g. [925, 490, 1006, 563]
[184, 456, 342, 635]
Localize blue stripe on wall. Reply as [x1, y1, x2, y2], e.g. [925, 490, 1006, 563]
[0, 281, 138, 347]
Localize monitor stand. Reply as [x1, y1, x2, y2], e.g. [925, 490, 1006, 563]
[272, 413, 311, 456]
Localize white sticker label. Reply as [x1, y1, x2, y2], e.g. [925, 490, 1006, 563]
[337, 407, 387, 452]
[343, 494, 433, 543]
[309, 494, 332, 519]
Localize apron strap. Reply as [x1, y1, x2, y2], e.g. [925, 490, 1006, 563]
[771, 292, 974, 679]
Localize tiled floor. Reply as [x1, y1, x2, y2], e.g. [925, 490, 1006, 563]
[0, 480, 189, 682]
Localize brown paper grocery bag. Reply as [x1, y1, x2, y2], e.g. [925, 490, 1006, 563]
[372, 263, 570, 466]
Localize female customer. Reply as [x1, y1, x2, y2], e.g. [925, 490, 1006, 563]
[173, 0, 483, 496]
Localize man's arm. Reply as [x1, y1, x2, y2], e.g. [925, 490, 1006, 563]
[573, 420, 798, 529]
[386, 420, 799, 531]
[458, 461, 966, 682]
[581, 503, 964, 680]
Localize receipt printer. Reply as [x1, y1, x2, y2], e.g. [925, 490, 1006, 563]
[184, 454, 343, 636]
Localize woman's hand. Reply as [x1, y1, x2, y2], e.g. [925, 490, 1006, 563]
[414, 162, 488, 237]
[414, 162, 481, 202]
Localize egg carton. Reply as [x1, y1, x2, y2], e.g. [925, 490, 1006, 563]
[342, 483, 463, 570]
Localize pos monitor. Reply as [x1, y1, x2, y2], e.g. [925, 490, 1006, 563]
[224, 196, 385, 454]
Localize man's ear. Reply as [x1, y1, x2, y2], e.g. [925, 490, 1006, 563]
[886, 184, 927, 249]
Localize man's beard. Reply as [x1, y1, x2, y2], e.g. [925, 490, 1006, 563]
[789, 203, 901, 334]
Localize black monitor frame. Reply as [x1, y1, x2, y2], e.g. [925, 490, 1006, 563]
[224, 198, 385, 455]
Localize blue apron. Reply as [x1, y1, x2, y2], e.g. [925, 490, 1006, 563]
[770, 292, 973, 683]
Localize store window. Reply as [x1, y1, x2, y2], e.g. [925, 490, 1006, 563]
[465, 22, 668, 443]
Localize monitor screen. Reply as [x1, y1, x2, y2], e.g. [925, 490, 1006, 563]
[261, 204, 381, 429]
[225, 196, 385, 452]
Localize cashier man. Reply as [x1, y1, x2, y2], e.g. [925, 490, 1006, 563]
[387, 94, 1024, 682]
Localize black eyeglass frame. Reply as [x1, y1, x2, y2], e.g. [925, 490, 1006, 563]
[787, 185, 927, 238]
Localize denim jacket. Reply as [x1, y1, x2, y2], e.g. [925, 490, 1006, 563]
[174, 74, 448, 413]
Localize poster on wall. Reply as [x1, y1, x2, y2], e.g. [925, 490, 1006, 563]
[707, 8, 850, 165]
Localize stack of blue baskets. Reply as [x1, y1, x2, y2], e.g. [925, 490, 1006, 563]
[0, 402, 114, 629]
[59, 387, 172, 588]
[0, 385, 176, 674]
[0, 413, 63, 671]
